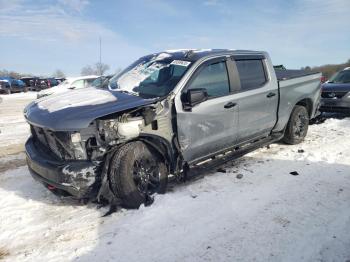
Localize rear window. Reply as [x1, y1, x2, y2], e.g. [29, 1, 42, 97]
[235, 59, 267, 91]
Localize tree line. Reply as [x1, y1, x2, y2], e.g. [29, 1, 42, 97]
[0, 69, 66, 79]
[301, 59, 350, 79]
[0, 62, 113, 79]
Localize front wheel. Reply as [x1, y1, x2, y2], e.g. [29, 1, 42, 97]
[109, 141, 168, 209]
[283, 105, 309, 145]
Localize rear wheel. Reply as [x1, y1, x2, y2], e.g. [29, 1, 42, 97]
[283, 105, 309, 144]
[109, 141, 168, 208]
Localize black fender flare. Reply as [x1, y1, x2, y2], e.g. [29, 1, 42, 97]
[138, 134, 178, 173]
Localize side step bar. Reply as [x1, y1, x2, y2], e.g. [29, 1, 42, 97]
[185, 133, 283, 180]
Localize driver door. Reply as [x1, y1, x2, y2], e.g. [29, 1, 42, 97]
[175, 58, 239, 163]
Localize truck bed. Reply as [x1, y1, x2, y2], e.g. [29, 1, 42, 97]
[274, 70, 322, 131]
[275, 69, 319, 81]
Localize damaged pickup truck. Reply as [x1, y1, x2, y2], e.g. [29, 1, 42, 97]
[24, 49, 322, 208]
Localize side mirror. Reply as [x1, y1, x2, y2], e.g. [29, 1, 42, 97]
[69, 86, 76, 90]
[184, 88, 208, 108]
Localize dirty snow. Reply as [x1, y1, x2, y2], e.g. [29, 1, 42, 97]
[0, 94, 350, 262]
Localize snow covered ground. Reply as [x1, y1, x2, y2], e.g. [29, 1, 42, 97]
[0, 92, 36, 157]
[0, 93, 349, 262]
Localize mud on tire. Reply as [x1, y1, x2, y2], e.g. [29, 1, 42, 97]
[109, 141, 168, 209]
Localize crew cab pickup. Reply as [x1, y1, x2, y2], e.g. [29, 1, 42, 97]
[24, 49, 321, 208]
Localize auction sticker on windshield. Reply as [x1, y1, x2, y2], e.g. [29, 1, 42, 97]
[171, 60, 191, 67]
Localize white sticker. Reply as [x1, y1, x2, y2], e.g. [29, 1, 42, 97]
[170, 60, 191, 67]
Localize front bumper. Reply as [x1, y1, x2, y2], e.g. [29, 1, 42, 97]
[25, 137, 101, 198]
[320, 98, 350, 113]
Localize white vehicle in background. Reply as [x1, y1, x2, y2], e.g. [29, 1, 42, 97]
[37, 75, 99, 99]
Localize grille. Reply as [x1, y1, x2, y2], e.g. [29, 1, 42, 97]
[321, 91, 347, 99]
[30, 125, 74, 160]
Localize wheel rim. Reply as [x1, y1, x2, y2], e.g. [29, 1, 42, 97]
[293, 112, 308, 138]
[132, 158, 161, 195]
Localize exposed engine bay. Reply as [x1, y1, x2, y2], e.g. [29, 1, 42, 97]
[27, 97, 177, 206]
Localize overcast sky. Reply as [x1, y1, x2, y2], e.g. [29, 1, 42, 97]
[0, 0, 349, 76]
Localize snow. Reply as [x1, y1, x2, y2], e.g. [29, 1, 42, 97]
[0, 94, 350, 261]
[0, 91, 37, 101]
[0, 92, 35, 156]
[36, 88, 117, 113]
[165, 49, 213, 53]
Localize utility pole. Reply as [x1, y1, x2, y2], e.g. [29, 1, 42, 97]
[99, 36, 102, 76]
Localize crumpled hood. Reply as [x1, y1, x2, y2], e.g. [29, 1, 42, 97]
[24, 87, 156, 131]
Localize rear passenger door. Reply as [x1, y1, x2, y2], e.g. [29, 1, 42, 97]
[232, 56, 278, 143]
[176, 57, 239, 162]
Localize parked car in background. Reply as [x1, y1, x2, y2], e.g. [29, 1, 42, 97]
[24, 49, 321, 208]
[320, 67, 350, 113]
[20, 77, 40, 91]
[0, 77, 28, 94]
[37, 75, 99, 98]
[46, 78, 59, 87]
[55, 78, 66, 84]
[90, 75, 113, 89]
[37, 78, 59, 90]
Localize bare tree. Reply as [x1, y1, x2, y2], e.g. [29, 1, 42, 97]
[81, 63, 110, 76]
[81, 65, 95, 76]
[53, 69, 65, 78]
[303, 58, 350, 78]
[95, 62, 110, 76]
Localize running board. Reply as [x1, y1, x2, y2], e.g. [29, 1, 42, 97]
[185, 133, 283, 179]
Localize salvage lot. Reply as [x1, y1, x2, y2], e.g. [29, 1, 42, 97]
[0, 93, 349, 262]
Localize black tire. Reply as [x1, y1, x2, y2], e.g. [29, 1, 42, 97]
[283, 105, 309, 145]
[109, 141, 168, 209]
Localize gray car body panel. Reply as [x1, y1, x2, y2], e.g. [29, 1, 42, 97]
[274, 73, 321, 131]
[24, 87, 157, 131]
[174, 51, 321, 163]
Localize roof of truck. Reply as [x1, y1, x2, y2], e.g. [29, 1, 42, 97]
[149, 49, 265, 62]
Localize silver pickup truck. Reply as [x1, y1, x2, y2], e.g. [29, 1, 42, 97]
[24, 49, 321, 208]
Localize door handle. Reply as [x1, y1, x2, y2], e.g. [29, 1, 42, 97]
[266, 92, 276, 98]
[224, 102, 237, 109]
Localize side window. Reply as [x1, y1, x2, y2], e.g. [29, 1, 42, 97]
[235, 59, 267, 91]
[85, 79, 95, 87]
[188, 61, 230, 97]
[71, 79, 84, 89]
